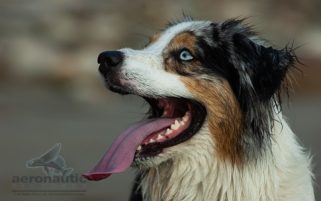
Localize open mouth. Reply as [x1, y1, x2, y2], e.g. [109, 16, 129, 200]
[135, 97, 206, 160]
[83, 93, 206, 181]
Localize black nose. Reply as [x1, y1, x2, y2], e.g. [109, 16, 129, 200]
[97, 51, 123, 68]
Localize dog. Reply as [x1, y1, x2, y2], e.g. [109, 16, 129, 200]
[83, 18, 315, 201]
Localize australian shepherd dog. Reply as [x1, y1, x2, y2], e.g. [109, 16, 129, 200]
[83, 18, 315, 201]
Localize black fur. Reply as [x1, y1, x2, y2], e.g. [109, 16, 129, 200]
[195, 19, 296, 157]
[129, 174, 143, 201]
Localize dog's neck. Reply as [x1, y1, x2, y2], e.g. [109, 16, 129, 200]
[139, 117, 314, 201]
[140, 152, 277, 201]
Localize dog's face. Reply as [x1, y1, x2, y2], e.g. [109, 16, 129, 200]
[97, 19, 295, 169]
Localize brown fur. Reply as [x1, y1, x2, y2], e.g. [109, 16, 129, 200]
[181, 78, 244, 164]
[166, 32, 197, 55]
[163, 32, 202, 74]
[159, 31, 245, 163]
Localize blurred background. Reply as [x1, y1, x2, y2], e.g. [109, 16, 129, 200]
[0, 0, 320, 200]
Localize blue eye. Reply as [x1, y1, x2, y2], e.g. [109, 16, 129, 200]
[179, 49, 193, 61]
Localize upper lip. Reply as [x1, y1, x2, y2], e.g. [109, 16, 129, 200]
[100, 68, 132, 95]
[106, 82, 131, 95]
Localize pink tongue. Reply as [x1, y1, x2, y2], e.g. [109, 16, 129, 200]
[82, 118, 175, 181]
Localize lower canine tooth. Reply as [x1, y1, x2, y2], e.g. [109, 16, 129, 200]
[137, 145, 142, 151]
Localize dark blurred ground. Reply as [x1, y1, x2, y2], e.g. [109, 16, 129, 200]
[0, 0, 320, 200]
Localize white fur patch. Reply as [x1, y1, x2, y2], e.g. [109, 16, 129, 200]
[118, 48, 191, 98]
[140, 112, 315, 201]
[117, 21, 211, 98]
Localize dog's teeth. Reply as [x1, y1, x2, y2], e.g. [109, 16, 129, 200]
[137, 145, 142, 151]
[171, 124, 177, 130]
[171, 120, 180, 130]
[149, 139, 155, 143]
[157, 135, 164, 141]
[165, 128, 172, 135]
[183, 112, 190, 122]
[180, 121, 185, 126]
[182, 115, 188, 122]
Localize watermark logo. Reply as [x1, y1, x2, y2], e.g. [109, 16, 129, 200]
[25, 143, 73, 176]
[12, 143, 87, 196]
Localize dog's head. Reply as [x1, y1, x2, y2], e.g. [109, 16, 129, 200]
[84, 19, 296, 180]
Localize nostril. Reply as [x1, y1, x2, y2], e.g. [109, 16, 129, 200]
[106, 55, 121, 67]
[97, 51, 123, 68]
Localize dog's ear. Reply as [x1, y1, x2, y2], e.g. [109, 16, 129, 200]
[230, 31, 296, 149]
[210, 19, 297, 150]
[232, 33, 295, 102]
